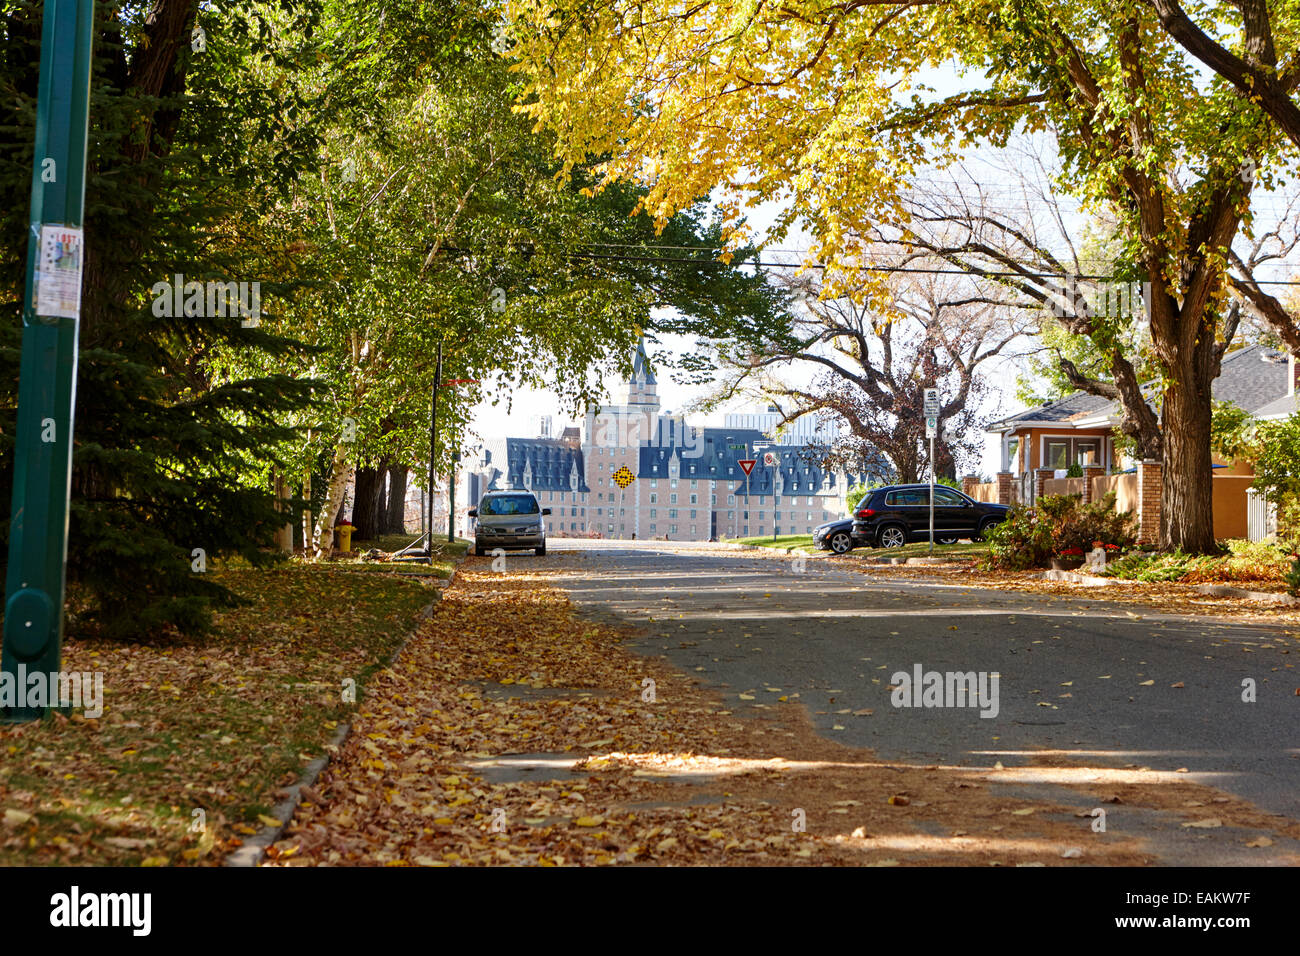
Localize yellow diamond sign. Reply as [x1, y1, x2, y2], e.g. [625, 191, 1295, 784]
[611, 466, 636, 489]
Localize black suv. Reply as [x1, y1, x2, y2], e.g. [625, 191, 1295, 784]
[852, 484, 1009, 548]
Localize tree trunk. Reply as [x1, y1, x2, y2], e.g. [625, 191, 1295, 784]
[352, 466, 383, 540]
[313, 445, 353, 556]
[384, 465, 408, 534]
[1159, 369, 1218, 553]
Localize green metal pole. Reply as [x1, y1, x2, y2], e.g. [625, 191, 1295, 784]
[2, 0, 96, 722]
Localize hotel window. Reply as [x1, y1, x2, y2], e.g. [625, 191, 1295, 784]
[670, 479, 678, 489]
[690, 525, 697, 535]
[670, 493, 677, 504]
[650, 509, 657, 518]
[690, 509, 697, 519]
[728, 494, 736, 505]
[649, 493, 657, 503]
[711, 494, 717, 504]
[690, 480, 698, 488]
[670, 525, 678, 534]
[669, 509, 678, 518]
[650, 479, 658, 489]
[689, 494, 697, 504]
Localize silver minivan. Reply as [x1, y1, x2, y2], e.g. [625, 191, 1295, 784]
[468, 491, 550, 556]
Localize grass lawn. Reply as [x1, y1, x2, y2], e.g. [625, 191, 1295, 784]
[733, 534, 990, 559]
[864, 540, 990, 559]
[0, 562, 439, 865]
[733, 534, 818, 550]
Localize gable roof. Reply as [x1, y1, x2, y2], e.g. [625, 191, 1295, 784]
[989, 344, 1292, 433]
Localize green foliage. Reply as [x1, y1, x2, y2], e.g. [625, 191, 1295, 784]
[1249, 413, 1300, 533]
[935, 475, 961, 489]
[1065, 461, 1084, 478]
[1210, 400, 1255, 462]
[1285, 553, 1300, 599]
[1101, 538, 1292, 586]
[845, 483, 873, 513]
[0, 0, 329, 636]
[985, 493, 1135, 570]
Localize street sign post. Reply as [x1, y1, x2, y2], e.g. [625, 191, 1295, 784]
[762, 452, 779, 540]
[2, 0, 96, 722]
[738, 459, 756, 534]
[923, 389, 939, 555]
[611, 466, 635, 539]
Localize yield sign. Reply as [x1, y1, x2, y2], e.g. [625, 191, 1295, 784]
[738, 459, 757, 476]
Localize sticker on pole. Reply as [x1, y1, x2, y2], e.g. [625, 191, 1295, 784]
[738, 459, 756, 476]
[925, 416, 937, 438]
[762, 451, 779, 467]
[611, 466, 636, 488]
[34, 225, 84, 319]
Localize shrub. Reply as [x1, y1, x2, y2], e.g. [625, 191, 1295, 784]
[1065, 461, 1084, 478]
[1285, 554, 1300, 598]
[985, 493, 1136, 570]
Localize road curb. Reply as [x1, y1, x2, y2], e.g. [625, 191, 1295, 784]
[1039, 569, 1116, 586]
[1194, 583, 1300, 605]
[225, 548, 467, 867]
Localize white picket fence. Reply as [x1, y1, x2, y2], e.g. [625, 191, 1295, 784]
[1246, 487, 1277, 542]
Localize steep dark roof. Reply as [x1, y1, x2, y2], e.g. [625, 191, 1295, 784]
[634, 424, 881, 498]
[498, 438, 589, 492]
[631, 338, 656, 386]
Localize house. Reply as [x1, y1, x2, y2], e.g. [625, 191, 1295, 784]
[986, 344, 1296, 500]
[974, 344, 1297, 541]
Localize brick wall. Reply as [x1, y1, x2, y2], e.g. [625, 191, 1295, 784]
[1136, 459, 1162, 544]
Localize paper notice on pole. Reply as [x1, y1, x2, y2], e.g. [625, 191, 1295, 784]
[35, 225, 84, 319]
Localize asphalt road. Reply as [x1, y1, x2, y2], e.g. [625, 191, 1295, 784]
[542, 539, 1300, 826]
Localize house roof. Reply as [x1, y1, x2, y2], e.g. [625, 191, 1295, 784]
[989, 344, 1292, 433]
[490, 437, 589, 493]
[635, 423, 888, 497]
[1252, 392, 1298, 420]
[987, 390, 1113, 431]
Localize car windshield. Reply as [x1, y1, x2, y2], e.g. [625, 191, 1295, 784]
[479, 494, 539, 516]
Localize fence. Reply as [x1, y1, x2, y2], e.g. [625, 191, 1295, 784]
[1246, 487, 1278, 542]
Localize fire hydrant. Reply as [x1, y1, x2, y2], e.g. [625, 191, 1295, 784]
[336, 523, 353, 552]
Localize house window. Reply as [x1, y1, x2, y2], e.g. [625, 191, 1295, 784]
[1046, 441, 1069, 470]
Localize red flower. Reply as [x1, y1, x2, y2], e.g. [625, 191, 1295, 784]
[1058, 547, 1085, 556]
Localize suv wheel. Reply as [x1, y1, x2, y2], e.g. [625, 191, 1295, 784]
[828, 531, 853, 554]
[974, 518, 1002, 542]
[535, 543, 546, 556]
[877, 524, 907, 549]
[937, 535, 960, 546]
